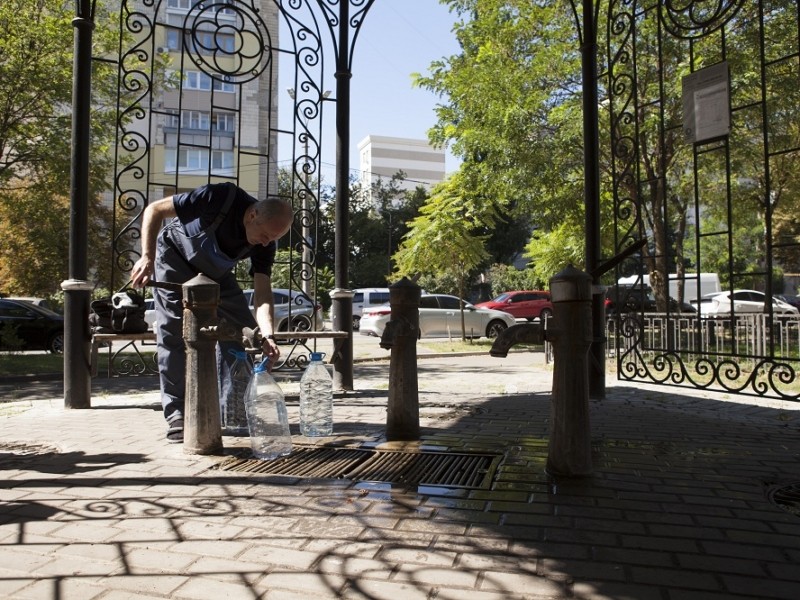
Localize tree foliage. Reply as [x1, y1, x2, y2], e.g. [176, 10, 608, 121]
[418, 0, 800, 306]
[0, 0, 121, 296]
[0, 185, 113, 296]
[393, 175, 490, 339]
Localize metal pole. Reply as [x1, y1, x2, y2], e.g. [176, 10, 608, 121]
[580, 0, 605, 399]
[63, 0, 95, 409]
[331, 0, 353, 391]
[302, 133, 312, 297]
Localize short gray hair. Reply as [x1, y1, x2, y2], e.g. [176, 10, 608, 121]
[253, 197, 294, 223]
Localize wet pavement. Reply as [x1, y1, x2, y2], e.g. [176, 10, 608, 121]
[1, 340, 800, 599]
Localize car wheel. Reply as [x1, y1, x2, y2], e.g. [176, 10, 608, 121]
[485, 320, 508, 339]
[48, 331, 64, 354]
[353, 316, 361, 331]
[539, 308, 553, 322]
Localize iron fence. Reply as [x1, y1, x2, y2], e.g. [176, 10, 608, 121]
[608, 313, 800, 401]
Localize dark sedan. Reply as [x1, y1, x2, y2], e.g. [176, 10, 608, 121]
[0, 299, 64, 353]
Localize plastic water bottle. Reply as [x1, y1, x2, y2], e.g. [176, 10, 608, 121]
[244, 358, 292, 460]
[221, 349, 252, 435]
[299, 352, 333, 436]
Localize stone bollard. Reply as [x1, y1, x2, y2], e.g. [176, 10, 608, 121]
[379, 277, 421, 441]
[547, 265, 593, 477]
[182, 274, 223, 455]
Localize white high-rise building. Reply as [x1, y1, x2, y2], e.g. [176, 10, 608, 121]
[358, 135, 446, 194]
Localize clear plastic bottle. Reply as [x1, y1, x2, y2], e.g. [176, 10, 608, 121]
[299, 352, 333, 436]
[244, 358, 292, 460]
[221, 349, 252, 435]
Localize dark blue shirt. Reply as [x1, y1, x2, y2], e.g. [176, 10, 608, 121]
[172, 183, 275, 277]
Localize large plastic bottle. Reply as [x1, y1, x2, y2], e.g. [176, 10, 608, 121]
[244, 358, 292, 460]
[299, 352, 333, 436]
[221, 349, 252, 436]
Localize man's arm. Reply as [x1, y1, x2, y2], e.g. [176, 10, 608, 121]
[252, 272, 280, 363]
[130, 197, 177, 288]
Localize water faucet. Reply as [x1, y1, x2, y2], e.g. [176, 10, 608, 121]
[490, 323, 546, 357]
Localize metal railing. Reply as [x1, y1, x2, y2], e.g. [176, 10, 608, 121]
[607, 313, 800, 400]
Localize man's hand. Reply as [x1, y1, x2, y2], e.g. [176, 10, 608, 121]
[261, 336, 280, 369]
[130, 256, 154, 288]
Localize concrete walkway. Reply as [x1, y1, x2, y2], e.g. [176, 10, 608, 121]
[1, 340, 800, 599]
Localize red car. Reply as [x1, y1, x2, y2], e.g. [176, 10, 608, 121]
[475, 290, 553, 321]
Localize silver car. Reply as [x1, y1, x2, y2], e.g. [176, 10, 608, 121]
[691, 289, 799, 316]
[243, 288, 324, 333]
[360, 293, 516, 339]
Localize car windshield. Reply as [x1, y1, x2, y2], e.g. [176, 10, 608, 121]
[493, 293, 512, 302]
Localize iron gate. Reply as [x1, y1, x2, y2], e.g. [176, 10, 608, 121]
[103, 0, 368, 301]
[605, 0, 800, 400]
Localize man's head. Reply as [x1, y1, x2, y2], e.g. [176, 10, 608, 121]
[245, 197, 294, 246]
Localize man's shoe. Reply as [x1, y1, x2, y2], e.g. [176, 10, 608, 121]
[166, 418, 184, 444]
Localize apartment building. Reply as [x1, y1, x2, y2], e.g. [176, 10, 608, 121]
[358, 135, 446, 195]
[116, 0, 279, 202]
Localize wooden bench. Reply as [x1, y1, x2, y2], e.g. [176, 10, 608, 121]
[91, 330, 349, 377]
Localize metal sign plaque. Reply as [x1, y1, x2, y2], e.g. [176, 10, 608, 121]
[682, 61, 731, 144]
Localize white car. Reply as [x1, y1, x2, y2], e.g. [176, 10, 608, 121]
[146, 289, 325, 333]
[691, 289, 799, 316]
[243, 288, 325, 333]
[359, 293, 517, 339]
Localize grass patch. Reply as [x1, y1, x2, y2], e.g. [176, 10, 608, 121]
[0, 352, 156, 378]
[418, 339, 494, 353]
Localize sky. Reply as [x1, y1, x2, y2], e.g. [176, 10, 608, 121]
[277, 0, 463, 185]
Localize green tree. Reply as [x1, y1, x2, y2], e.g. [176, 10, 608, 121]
[414, 1, 586, 265]
[0, 185, 113, 297]
[393, 176, 489, 340]
[0, 0, 123, 295]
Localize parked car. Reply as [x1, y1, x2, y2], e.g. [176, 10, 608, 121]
[691, 289, 800, 316]
[349, 287, 391, 331]
[2, 296, 55, 311]
[359, 293, 516, 339]
[474, 290, 553, 321]
[604, 284, 695, 315]
[774, 294, 800, 310]
[0, 298, 64, 353]
[243, 288, 324, 334]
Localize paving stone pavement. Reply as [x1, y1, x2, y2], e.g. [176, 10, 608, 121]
[1, 341, 800, 600]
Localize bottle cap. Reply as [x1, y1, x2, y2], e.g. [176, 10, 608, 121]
[254, 357, 270, 373]
[310, 352, 325, 362]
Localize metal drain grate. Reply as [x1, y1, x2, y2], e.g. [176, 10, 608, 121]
[213, 447, 500, 489]
[767, 481, 800, 517]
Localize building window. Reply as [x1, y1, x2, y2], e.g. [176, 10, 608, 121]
[212, 112, 235, 132]
[168, 0, 235, 17]
[191, 31, 235, 55]
[183, 110, 210, 130]
[164, 109, 179, 128]
[165, 148, 234, 175]
[211, 150, 234, 174]
[184, 71, 211, 91]
[166, 29, 181, 51]
[165, 148, 205, 173]
[183, 71, 235, 93]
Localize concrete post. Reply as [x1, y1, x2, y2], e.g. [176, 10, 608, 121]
[547, 265, 593, 477]
[380, 277, 421, 441]
[330, 287, 355, 391]
[182, 274, 223, 455]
